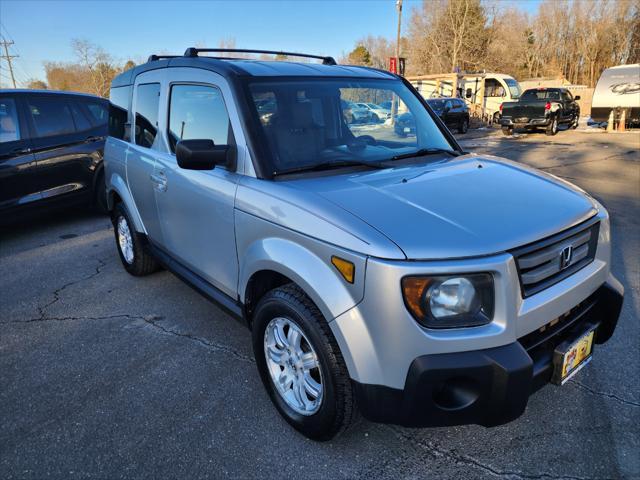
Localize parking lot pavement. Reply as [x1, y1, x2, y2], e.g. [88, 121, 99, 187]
[1, 129, 638, 480]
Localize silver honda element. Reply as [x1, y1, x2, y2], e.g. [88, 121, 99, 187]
[104, 48, 623, 440]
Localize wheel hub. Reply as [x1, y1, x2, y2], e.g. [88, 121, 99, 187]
[117, 216, 134, 264]
[264, 317, 323, 415]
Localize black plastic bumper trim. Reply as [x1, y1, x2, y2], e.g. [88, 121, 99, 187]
[353, 280, 623, 428]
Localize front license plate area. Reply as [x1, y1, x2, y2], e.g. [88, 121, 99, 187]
[551, 327, 596, 385]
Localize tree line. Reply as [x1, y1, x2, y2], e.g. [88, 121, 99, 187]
[345, 0, 639, 87]
[26, 0, 639, 96]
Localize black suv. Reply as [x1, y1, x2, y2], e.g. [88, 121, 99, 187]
[0, 90, 108, 223]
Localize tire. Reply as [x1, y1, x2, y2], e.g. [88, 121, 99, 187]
[546, 116, 558, 136]
[252, 283, 356, 441]
[458, 118, 469, 134]
[571, 113, 579, 129]
[112, 203, 159, 276]
[493, 112, 500, 125]
[502, 126, 513, 136]
[94, 170, 108, 213]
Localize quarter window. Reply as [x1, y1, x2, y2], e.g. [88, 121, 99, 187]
[168, 84, 235, 153]
[27, 97, 75, 137]
[135, 83, 160, 148]
[109, 85, 131, 140]
[0, 98, 21, 143]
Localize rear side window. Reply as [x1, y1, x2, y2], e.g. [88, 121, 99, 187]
[168, 84, 235, 153]
[86, 101, 108, 126]
[0, 97, 21, 143]
[69, 102, 92, 131]
[27, 97, 75, 138]
[109, 86, 131, 140]
[135, 83, 160, 148]
[521, 90, 561, 101]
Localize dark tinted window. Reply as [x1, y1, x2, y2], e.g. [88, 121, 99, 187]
[0, 97, 21, 143]
[109, 85, 131, 140]
[135, 83, 160, 148]
[521, 89, 561, 101]
[86, 101, 108, 126]
[168, 84, 234, 153]
[70, 102, 92, 131]
[27, 97, 75, 137]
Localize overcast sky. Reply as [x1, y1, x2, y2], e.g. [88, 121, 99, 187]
[0, 0, 542, 87]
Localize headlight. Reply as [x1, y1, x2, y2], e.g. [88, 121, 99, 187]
[401, 274, 494, 329]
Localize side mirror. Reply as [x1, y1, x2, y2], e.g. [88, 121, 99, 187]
[574, 95, 581, 101]
[176, 139, 232, 171]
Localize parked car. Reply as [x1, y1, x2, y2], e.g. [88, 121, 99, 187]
[356, 102, 391, 122]
[105, 48, 623, 441]
[341, 100, 373, 124]
[500, 87, 580, 136]
[393, 111, 416, 137]
[426, 98, 470, 133]
[0, 89, 108, 224]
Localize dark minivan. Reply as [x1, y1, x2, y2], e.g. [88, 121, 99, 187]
[0, 90, 108, 224]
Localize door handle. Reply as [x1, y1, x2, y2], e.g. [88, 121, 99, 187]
[85, 136, 100, 143]
[12, 147, 32, 155]
[150, 172, 167, 192]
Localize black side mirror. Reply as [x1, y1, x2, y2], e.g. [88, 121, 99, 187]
[176, 139, 233, 171]
[574, 95, 581, 101]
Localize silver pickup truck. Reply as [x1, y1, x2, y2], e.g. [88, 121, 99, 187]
[104, 48, 623, 441]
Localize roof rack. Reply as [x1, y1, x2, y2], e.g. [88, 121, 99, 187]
[147, 54, 180, 62]
[182, 47, 337, 65]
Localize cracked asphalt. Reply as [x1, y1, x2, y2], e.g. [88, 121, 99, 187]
[1, 128, 638, 479]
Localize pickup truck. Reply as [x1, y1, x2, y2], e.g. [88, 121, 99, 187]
[500, 87, 580, 136]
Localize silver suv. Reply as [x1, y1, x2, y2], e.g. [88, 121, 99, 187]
[105, 48, 624, 440]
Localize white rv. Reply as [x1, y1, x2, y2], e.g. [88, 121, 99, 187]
[591, 64, 639, 125]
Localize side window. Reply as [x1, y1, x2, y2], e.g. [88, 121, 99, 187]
[86, 101, 108, 126]
[27, 97, 75, 138]
[134, 83, 160, 148]
[0, 97, 21, 143]
[109, 85, 131, 140]
[69, 102, 92, 132]
[168, 84, 235, 153]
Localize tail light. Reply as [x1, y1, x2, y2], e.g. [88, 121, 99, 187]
[499, 103, 503, 112]
[545, 101, 551, 111]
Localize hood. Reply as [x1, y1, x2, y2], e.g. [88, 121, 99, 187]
[288, 155, 598, 259]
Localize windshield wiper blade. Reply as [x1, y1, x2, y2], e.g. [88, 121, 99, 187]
[274, 159, 394, 176]
[390, 148, 459, 161]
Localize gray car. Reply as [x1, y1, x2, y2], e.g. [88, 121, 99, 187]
[104, 48, 623, 441]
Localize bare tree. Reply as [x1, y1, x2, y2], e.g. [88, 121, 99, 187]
[71, 38, 116, 97]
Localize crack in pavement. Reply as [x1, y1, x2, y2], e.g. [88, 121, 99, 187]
[35, 257, 109, 320]
[386, 426, 614, 480]
[569, 380, 640, 408]
[141, 315, 255, 364]
[1, 313, 160, 325]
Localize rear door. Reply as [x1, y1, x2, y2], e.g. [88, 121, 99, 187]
[127, 70, 163, 241]
[24, 94, 96, 203]
[0, 94, 38, 211]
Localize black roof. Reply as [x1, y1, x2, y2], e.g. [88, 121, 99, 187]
[111, 55, 397, 88]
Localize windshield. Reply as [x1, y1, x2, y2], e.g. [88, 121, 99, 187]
[426, 99, 447, 109]
[505, 78, 521, 99]
[247, 78, 453, 175]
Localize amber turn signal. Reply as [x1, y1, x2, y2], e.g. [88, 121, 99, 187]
[331, 256, 355, 284]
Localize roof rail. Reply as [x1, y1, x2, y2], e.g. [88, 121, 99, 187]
[183, 47, 337, 65]
[147, 54, 180, 62]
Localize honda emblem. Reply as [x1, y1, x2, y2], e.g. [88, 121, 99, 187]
[559, 246, 573, 270]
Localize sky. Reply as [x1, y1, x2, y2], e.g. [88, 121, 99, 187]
[0, 0, 542, 87]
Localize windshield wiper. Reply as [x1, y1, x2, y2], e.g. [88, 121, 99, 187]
[390, 147, 459, 161]
[273, 159, 394, 176]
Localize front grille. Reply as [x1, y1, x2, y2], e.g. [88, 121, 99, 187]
[511, 218, 600, 298]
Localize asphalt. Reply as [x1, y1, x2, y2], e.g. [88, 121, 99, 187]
[1, 127, 639, 479]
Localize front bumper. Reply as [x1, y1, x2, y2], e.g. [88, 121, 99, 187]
[353, 280, 623, 427]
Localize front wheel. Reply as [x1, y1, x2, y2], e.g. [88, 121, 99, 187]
[571, 113, 580, 129]
[546, 116, 558, 136]
[458, 118, 469, 134]
[252, 283, 356, 441]
[502, 126, 513, 136]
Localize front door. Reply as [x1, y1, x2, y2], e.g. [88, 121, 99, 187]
[153, 75, 240, 298]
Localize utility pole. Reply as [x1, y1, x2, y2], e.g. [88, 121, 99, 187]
[1, 38, 18, 88]
[391, 0, 403, 124]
